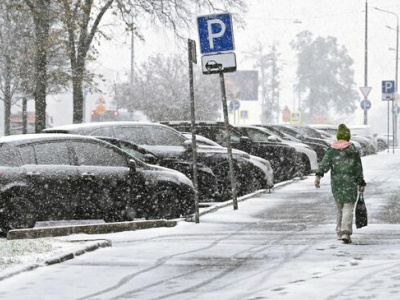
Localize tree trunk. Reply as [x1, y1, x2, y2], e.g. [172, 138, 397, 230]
[4, 76, 11, 136]
[72, 66, 84, 124]
[32, 1, 50, 133]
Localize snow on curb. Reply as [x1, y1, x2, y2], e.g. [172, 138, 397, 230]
[0, 239, 111, 282]
[185, 177, 308, 221]
[7, 219, 177, 240]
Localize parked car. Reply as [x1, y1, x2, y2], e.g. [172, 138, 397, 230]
[261, 124, 329, 162]
[44, 122, 261, 201]
[161, 121, 298, 182]
[309, 124, 373, 156]
[182, 133, 274, 190]
[94, 136, 221, 202]
[248, 125, 318, 174]
[348, 125, 383, 153]
[0, 134, 195, 233]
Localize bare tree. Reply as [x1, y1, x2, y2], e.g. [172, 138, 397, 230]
[58, 0, 246, 124]
[245, 41, 282, 123]
[113, 53, 221, 121]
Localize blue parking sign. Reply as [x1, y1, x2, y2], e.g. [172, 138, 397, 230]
[197, 13, 234, 54]
[382, 80, 395, 93]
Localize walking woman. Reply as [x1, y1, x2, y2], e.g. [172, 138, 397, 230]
[314, 124, 366, 244]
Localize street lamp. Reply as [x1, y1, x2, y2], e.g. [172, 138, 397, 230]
[375, 7, 399, 150]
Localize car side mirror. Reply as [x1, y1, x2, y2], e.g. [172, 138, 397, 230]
[239, 136, 251, 144]
[267, 136, 278, 142]
[128, 159, 137, 173]
[183, 139, 193, 150]
[143, 153, 157, 164]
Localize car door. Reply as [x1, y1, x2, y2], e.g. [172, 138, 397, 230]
[18, 140, 78, 222]
[70, 139, 141, 221]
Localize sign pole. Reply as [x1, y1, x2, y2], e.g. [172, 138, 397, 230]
[188, 39, 200, 223]
[219, 71, 238, 210]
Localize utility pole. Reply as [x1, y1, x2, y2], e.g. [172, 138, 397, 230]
[364, 0, 368, 125]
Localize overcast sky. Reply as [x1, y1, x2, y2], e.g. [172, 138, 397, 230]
[8, 0, 400, 134]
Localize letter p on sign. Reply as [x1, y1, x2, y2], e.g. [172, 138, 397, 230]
[207, 19, 226, 49]
[197, 13, 234, 54]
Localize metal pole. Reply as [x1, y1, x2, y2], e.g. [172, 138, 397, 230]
[219, 71, 238, 210]
[364, 0, 368, 125]
[388, 99, 390, 153]
[22, 98, 27, 134]
[395, 20, 399, 150]
[188, 39, 200, 223]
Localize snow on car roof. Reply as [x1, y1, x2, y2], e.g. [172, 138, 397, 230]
[46, 121, 155, 131]
[0, 133, 100, 145]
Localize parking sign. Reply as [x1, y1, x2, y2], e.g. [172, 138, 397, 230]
[197, 13, 234, 54]
[382, 80, 396, 101]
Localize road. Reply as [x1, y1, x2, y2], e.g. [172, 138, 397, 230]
[1, 151, 400, 300]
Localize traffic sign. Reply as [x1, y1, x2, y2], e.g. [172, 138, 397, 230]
[229, 100, 240, 111]
[382, 80, 395, 101]
[393, 104, 400, 115]
[197, 13, 234, 54]
[239, 110, 248, 119]
[290, 111, 301, 124]
[95, 104, 106, 115]
[359, 86, 372, 98]
[360, 99, 371, 110]
[201, 52, 236, 74]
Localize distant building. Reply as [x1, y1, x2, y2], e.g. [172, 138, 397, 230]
[10, 111, 53, 135]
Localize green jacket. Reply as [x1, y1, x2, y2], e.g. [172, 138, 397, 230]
[316, 144, 366, 203]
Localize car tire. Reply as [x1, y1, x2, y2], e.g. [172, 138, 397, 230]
[0, 195, 37, 233]
[212, 161, 242, 201]
[144, 187, 180, 220]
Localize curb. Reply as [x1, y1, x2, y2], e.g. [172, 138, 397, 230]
[185, 177, 308, 221]
[7, 219, 177, 240]
[0, 239, 111, 282]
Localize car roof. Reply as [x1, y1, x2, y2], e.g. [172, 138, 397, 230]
[161, 120, 224, 126]
[0, 133, 101, 146]
[309, 124, 337, 129]
[44, 121, 156, 132]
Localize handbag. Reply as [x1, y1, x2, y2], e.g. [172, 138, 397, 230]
[355, 192, 368, 229]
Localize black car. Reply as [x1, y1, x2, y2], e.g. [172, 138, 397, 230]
[0, 134, 195, 233]
[94, 136, 220, 202]
[43, 122, 261, 201]
[263, 124, 329, 162]
[161, 121, 298, 182]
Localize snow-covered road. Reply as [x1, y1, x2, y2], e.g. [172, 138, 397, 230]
[1, 151, 400, 300]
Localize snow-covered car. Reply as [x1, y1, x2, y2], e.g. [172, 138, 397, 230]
[43, 122, 261, 201]
[94, 136, 220, 202]
[349, 125, 386, 152]
[261, 124, 329, 162]
[0, 134, 195, 233]
[309, 124, 375, 156]
[182, 133, 274, 190]
[161, 121, 298, 183]
[235, 125, 318, 176]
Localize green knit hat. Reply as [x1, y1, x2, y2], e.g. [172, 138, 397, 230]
[336, 123, 351, 141]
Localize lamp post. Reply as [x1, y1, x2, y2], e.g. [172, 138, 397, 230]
[375, 7, 399, 151]
[387, 25, 399, 147]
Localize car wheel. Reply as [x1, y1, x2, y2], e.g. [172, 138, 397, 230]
[0, 195, 37, 233]
[377, 140, 387, 151]
[144, 187, 180, 220]
[212, 161, 242, 201]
